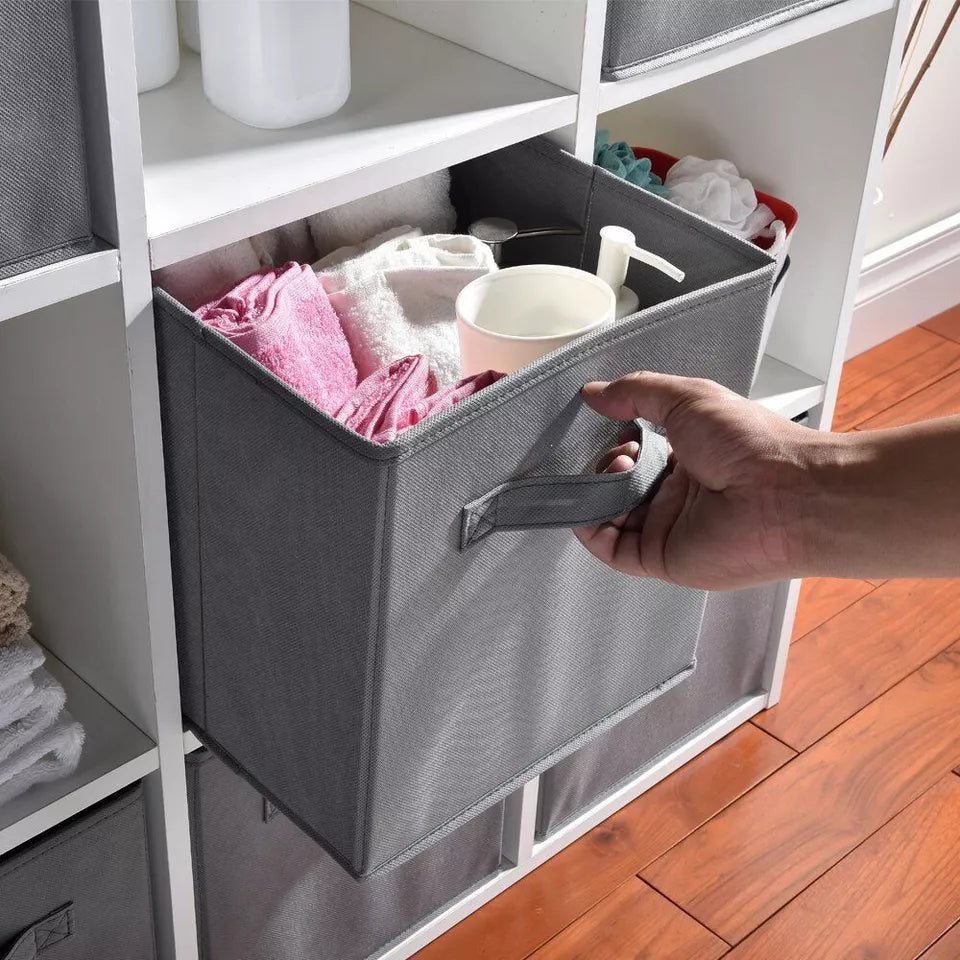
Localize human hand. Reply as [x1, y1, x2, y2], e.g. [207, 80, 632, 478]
[575, 372, 827, 590]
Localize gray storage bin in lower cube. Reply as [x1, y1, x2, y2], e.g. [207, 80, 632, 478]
[537, 583, 782, 836]
[156, 136, 775, 878]
[0, 0, 96, 280]
[602, 0, 847, 80]
[186, 749, 503, 960]
[0, 784, 156, 959]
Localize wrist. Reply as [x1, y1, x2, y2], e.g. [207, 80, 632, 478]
[777, 428, 863, 578]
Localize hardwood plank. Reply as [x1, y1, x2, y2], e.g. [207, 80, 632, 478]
[857, 368, 960, 430]
[840, 325, 945, 390]
[641, 644, 960, 945]
[415, 725, 792, 960]
[922, 303, 960, 344]
[791, 577, 875, 643]
[833, 331, 960, 430]
[530, 878, 728, 960]
[726, 776, 960, 960]
[756, 579, 960, 750]
[921, 921, 960, 959]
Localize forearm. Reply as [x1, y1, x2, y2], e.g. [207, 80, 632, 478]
[788, 416, 960, 579]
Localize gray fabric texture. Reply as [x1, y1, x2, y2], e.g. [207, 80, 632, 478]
[0, 785, 156, 959]
[537, 583, 782, 836]
[603, 0, 846, 80]
[2, 904, 74, 960]
[187, 750, 503, 960]
[0, 0, 94, 279]
[155, 136, 775, 877]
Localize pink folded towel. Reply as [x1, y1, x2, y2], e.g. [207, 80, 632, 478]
[198, 264, 357, 413]
[337, 355, 504, 443]
[197, 264, 502, 442]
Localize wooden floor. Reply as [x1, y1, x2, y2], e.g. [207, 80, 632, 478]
[417, 305, 960, 960]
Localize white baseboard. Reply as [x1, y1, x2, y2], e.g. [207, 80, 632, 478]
[847, 212, 960, 358]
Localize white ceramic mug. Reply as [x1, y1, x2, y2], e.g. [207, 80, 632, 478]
[456, 265, 617, 376]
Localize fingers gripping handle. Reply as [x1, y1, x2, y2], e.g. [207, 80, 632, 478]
[461, 423, 669, 549]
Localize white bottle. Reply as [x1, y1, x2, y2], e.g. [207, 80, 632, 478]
[198, 0, 351, 130]
[177, 0, 201, 53]
[132, 0, 180, 93]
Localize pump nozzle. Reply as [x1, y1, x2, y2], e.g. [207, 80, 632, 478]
[597, 225, 685, 319]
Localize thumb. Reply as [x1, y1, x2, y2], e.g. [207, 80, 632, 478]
[582, 371, 719, 427]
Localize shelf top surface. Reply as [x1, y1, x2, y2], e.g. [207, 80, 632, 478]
[0, 246, 118, 324]
[752, 354, 825, 419]
[140, 5, 576, 267]
[0, 643, 157, 856]
[599, 0, 895, 113]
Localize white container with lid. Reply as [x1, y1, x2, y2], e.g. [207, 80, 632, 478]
[198, 0, 351, 129]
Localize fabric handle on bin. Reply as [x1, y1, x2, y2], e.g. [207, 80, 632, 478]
[461, 423, 669, 549]
[2, 904, 74, 960]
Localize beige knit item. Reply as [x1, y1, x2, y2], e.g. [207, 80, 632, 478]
[0, 552, 29, 626]
[0, 607, 31, 648]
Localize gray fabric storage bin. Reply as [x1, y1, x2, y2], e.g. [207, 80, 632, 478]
[0, 0, 96, 281]
[602, 0, 847, 80]
[537, 583, 781, 836]
[0, 784, 156, 959]
[155, 136, 775, 878]
[187, 749, 503, 960]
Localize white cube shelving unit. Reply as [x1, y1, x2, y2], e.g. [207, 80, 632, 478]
[0, 1, 908, 958]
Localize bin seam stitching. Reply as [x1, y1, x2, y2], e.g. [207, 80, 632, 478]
[187, 763, 210, 960]
[354, 456, 398, 873]
[194, 340, 208, 728]
[161, 274, 770, 465]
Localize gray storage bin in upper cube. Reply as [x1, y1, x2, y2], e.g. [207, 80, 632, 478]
[0, 0, 96, 280]
[602, 0, 848, 80]
[155, 136, 776, 878]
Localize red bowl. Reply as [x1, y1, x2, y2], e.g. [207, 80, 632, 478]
[633, 146, 798, 251]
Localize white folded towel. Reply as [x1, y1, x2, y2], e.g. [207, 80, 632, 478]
[316, 231, 497, 387]
[0, 712, 84, 807]
[308, 169, 457, 261]
[0, 667, 67, 766]
[313, 225, 422, 272]
[0, 634, 44, 700]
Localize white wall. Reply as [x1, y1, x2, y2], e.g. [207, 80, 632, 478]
[848, 0, 960, 356]
[866, 0, 960, 251]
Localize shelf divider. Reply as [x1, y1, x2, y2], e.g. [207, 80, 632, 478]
[752, 354, 826, 419]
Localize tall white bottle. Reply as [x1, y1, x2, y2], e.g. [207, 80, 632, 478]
[132, 0, 180, 93]
[198, 0, 351, 129]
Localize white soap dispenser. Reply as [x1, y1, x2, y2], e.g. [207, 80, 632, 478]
[597, 225, 686, 319]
